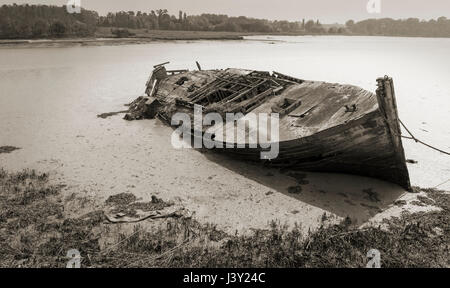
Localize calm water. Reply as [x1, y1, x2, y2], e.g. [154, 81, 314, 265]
[1, 35, 449, 194]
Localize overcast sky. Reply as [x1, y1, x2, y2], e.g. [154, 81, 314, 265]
[1, 0, 449, 23]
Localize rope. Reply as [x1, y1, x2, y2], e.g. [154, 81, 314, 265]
[398, 119, 450, 156]
[434, 178, 450, 189]
[397, 119, 449, 189]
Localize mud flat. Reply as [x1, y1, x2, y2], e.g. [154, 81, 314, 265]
[0, 168, 448, 268]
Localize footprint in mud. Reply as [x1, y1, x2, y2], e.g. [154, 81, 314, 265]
[286, 172, 309, 195]
[287, 172, 309, 185]
[362, 188, 380, 202]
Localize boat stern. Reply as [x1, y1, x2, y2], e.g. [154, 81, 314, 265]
[376, 76, 412, 191]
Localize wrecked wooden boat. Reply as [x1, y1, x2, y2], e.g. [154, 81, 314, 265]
[126, 63, 411, 191]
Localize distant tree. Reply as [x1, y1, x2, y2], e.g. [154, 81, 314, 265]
[0, 4, 97, 39]
[156, 9, 168, 20]
[32, 18, 49, 37]
[2, 4, 450, 39]
[437, 16, 447, 24]
[49, 21, 66, 37]
[305, 20, 315, 31]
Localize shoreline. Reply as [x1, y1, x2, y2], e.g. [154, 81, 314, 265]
[0, 30, 249, 48]
[2, 34, 449, 49]
[0, 37, 243, 48]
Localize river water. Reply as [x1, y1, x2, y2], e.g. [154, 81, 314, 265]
[0, 36, 449, 231]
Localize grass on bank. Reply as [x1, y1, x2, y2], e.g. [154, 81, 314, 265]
[0, 168, 448, 268]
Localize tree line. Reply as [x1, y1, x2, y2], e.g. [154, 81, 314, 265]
[0, 4, 333, 38]
[346, 17, 450, 38]
[0, 4, 98, 38]
[1, 4, 450, 39]
[99, 10, 324, 33]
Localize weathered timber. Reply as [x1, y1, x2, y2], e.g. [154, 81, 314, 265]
[376, 76, 411, 190]
[228, 88, 274, 113]
[273, 71, 304, 84]
[167, 69, 189, 75]
[153, 61, 170, 68]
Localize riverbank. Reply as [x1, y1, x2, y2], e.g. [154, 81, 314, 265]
[0, 30, 248, 48]
[0, 168, 448, 268]
[4, 28, 450, 50]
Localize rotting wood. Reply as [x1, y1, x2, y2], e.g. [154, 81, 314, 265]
[167, 69, 189, 75]
[153, 61, 170, 68]
[133, 65, 413, 190]
[376, 76, 411, 191]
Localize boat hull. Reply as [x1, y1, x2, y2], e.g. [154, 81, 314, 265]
[133, 65, 411, 191]
[205, 109, 410, 190]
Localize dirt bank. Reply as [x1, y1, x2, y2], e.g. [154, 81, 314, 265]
[0, 30, 245, 49]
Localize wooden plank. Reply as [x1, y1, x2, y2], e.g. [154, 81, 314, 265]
[215, 76, 253, 88]
[224, 80, 268, 104]
[376, 76, 411, 191]
[153, 61, 170, 68]
[273, 71, 304, 84]
[192, 81, 231, 104]
[234, 88, 274, 113]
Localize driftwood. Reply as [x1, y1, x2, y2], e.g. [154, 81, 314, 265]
[105, 206, 193, 224]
